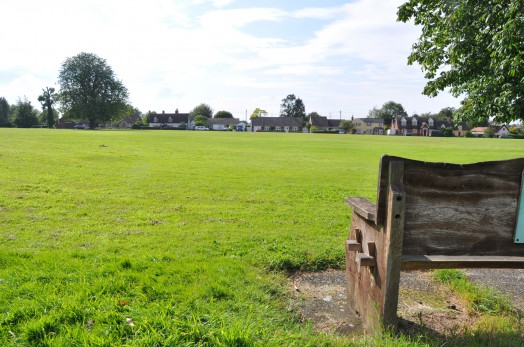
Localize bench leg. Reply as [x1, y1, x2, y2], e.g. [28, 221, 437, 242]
[346, 162, 406, 332]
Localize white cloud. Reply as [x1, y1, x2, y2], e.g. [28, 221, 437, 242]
[0, 0, 458, 118]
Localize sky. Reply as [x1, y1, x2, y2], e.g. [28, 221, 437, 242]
[1, 0, 460, 120]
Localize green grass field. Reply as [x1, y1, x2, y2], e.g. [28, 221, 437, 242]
[0, 129, 522, 346]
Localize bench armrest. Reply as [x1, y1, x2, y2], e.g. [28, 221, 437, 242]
[345, 197, 376, 222]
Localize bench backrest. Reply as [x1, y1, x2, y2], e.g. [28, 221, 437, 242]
[375, 156, 524, 256]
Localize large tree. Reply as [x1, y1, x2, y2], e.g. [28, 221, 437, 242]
[369, 101, 407, 125]
[280, 94, 306, 120]
[38, 87, 56, 128]
[190, 103, 213, 120]
[0, 97, 10, 126]
[13, 98, 38, 128]
[398, 1, 524, 123]
[58, 52, 129, 129]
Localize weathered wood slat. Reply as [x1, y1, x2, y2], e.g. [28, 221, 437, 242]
[392, 156, 524, 256]
[401, 255, 524, 270]
[344, 197, 375, 222]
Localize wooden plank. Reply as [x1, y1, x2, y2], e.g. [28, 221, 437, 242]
[401, 255, 524, 270]
[396, 156, 524, 256]
[344, 197, 375, 222]
[382, 160, 405, 329]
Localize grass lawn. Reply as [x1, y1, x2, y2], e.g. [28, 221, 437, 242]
[0, 129, 522, 346]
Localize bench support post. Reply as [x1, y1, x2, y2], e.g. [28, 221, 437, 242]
[346, 161, 405, 332]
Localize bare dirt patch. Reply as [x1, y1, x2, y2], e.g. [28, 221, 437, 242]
[288, 269, 524, 338]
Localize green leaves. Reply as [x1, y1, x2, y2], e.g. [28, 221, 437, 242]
[279, 94, 306, 120]
[398, 0, 524, 123]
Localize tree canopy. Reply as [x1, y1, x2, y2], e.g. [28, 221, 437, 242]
[14, 98, 38, 128]
[280, 94, 306, 120]
[214, 110, 233, 118]
[250, 108, 267, 118]
[58, 52, 129, 129]
[190, 103, 213, 119]
[368, 101, 407, 125]
[339, 119, 355, 134]
[398, 1, 524, 124]
[193, 115, 208, 126]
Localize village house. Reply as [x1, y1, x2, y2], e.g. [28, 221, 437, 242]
[251, 117, 303, 132]
[353, 118, 384, 135]
[147, 109, 189, 128]
[308, 114, 341, 132]
[390, 116, 456, 136]
[470, 124, 510, 137]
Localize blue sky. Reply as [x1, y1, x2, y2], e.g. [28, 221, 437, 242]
[0, 0, 459, 120]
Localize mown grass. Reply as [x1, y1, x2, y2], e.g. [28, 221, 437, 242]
[0, 129, 522, 346]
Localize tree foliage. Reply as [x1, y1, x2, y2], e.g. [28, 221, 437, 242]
[0, 97, 10, 126]
[280, 94, 306, 120]
[398, 1, 524, 123]
[339, 119, 355, 134]
[369, 101, 407, 125]
[190, 103, 213, 120]
[193, 115, 208, 126]
[58, 52, 129, 129]
[14, 98, 38, 128]
[250, 108, 267, 118]
[214, 110, 233, 118]
[38, 87, 56, 128]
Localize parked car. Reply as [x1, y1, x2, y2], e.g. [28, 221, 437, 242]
[194, 126, 209, 131]
[74, 124, 86, 129]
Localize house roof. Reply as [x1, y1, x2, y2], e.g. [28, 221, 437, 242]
[147, 111, 189, 123]
[309, 115, 341, 128]
[309, 115, 328, 127]
[327, 119, 341, 127]
[358, 118, 384, 124]
[251, 117, 303, 127]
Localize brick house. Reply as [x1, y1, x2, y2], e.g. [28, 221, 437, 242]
[391, 116, 454, 136]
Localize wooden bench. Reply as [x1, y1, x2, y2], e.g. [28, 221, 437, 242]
[344, 155, 524, 332]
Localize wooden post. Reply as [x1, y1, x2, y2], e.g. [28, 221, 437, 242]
[345, 160, 405, 332]
[382, 160, 405, 328]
